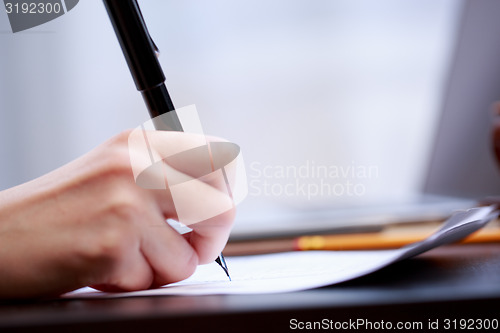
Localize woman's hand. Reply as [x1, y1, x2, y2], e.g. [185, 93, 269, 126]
[0, 130, 235, 298]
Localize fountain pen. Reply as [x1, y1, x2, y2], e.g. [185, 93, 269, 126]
[103, 0, 231, 280]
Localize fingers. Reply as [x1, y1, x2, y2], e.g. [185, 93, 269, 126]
[128, 130, 210, 186]
[187, 207, 236, 264]
[130, 130, 239, 224]
[139, 216, 199, 287]
[124, 130, 240, 285]
[142, 165, 234, 268]
[160, 164, 234, 225]
[90, 246, 153, 292]
[88, 211, 200, 291]
[129, 130, 234, 183]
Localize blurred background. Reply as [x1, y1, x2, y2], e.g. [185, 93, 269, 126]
[1, 0, 499, 237]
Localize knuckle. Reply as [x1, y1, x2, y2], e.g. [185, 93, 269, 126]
[78, 221, 133, 264]
[102, 146, 133, 177]
[106, 191, 143, 223]
[96, 223, 133, 257]
[79, 198, 143, 262]
[93, 131, 136, 178]
[111, 129, 134, 146]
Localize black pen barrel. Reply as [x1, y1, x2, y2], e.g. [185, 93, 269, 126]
[103, 0, 182, 130]
[103, 0, 165, 92]
[143, 84, 183, 131]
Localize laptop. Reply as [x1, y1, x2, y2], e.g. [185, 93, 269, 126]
[230, 0, 500, 240]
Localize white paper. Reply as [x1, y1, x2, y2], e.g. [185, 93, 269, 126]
[65, 206, 497, 299]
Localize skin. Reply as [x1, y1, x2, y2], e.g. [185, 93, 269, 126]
[0, 130, 235, 299]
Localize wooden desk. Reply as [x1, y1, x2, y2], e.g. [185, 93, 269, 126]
[1, 244, 499, 332]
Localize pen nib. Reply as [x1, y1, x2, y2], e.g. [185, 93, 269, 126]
[215, 254, 231, 281]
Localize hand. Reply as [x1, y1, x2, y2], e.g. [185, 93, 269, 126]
[0, 130, 235, 298]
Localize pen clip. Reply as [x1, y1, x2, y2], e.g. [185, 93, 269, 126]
[134, 0, 160, 57]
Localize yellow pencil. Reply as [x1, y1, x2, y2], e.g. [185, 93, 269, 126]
[224, 220, 500, 256]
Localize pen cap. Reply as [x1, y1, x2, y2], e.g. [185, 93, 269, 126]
[103, 0, 165, 91]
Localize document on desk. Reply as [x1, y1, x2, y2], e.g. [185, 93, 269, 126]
[65, 206, 497, 298]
